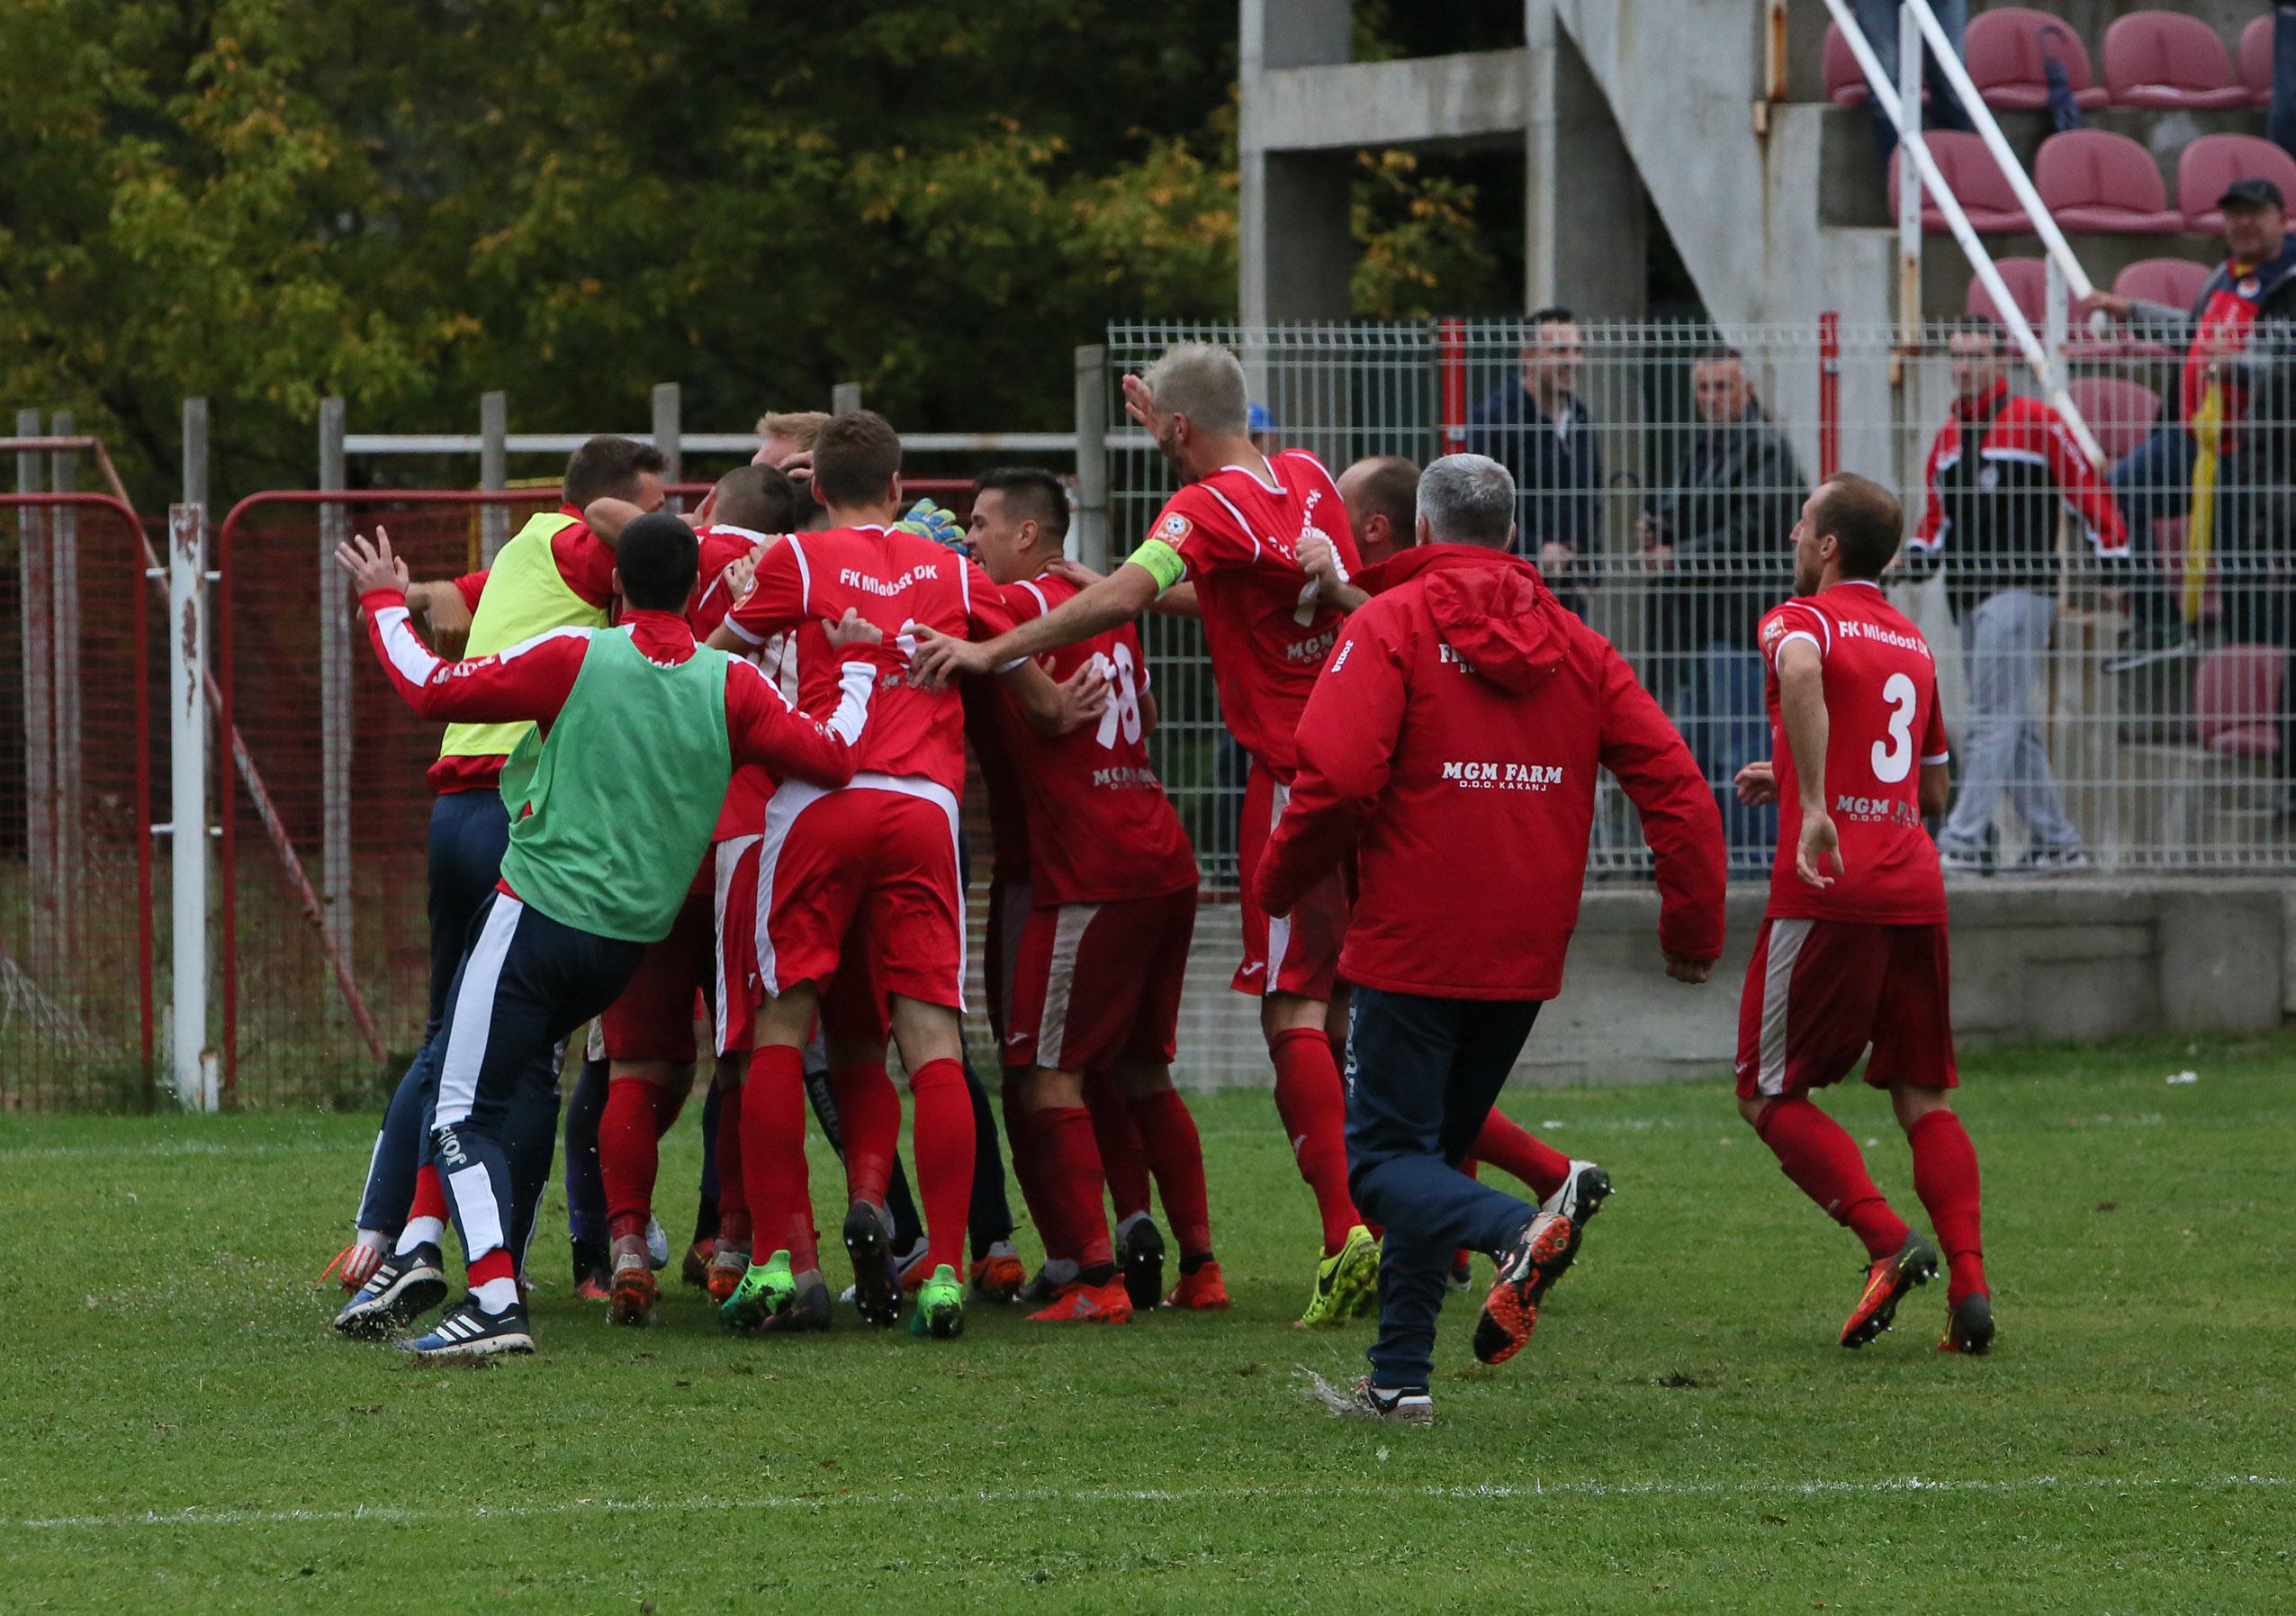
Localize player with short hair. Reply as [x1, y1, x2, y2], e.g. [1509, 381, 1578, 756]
[708, 411, 1062, 1340]
[329, 436, 665, 1326]
[1733, 472, 1994, 1355]
[910, 343, 1382, 1327]
[967, 466, 1224, 1322]
[332, 513, 890, 1355]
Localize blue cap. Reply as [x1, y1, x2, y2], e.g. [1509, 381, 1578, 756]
[1247, 402, 1274, 434]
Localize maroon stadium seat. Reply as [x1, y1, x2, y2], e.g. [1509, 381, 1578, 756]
[2035, 130, 2182, 233]
[2103, 12, 2251, 111]
[2064, 376, 2162, 465]
[1888, 131, 2031, 233]
[2194, 646, 2287, 759]
[2177, 134, 2296, 234]
[1966, 7, 2108, 111]
[2241, 14, 2273, 109]
[1964, 256, 2048, 324]
[1825, 20, 1870, 108]
[2113, 257, 2210, 313]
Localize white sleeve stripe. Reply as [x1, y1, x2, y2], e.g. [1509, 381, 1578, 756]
[786, 535, 812, 614]
[728, 655, 794, 711]
[721, 615, 766, 647]
[959, 557, 972, 613]
[1019, 580, 1049, 615]
[1922, 751, 1951, 764]
[374, 607, 441, 686]
[1768, 628, 1823, 667]
[831, 662, 877, 745]
[1201, 485, 1263, 564]
[491, 625, 594, 664]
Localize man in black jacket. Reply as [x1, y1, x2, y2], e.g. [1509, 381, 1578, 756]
[1464, 306, 1601, 617]
[1639, 347, 1806, 871]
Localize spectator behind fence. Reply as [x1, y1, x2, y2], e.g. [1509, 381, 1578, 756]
[1638, 347, 1805, 873]
[1905, 316, 2128, 875]
[2083, 179, 2296, 657]
[1464, 307, 1599, 618]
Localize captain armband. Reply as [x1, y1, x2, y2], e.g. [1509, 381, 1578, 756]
[1124, 537, 1188, 595]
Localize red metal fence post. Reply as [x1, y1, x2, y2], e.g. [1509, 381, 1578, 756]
[1818, 311, 1841, 482]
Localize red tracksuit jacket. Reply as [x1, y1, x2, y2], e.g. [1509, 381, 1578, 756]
[1256, 545, 1726, 1001]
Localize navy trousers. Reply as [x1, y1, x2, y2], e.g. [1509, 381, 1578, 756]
[421, 893, 643, 1272]
[1346, 986, 1544, 1388]
[355, 790, 511, 1237]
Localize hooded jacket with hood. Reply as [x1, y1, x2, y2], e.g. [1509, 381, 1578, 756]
[1256, 545, 1725, 1001]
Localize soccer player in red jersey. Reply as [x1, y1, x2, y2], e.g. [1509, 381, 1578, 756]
[707, 411, 1063, 1340]
[911, 342, 1380, 1324]
[966, 468, 1225, 1322]
[1732, 473, 1994, 1355]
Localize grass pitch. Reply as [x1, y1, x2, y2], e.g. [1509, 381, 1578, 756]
[4, 1033, 2291, 1614]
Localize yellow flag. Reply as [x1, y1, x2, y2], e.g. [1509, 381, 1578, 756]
[2184, 381, 2220, 627]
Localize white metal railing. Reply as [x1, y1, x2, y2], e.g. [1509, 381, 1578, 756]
[1822, 0, 2109, 470]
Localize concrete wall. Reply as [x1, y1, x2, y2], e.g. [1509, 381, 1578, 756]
[1166, 879, 2293, 1090]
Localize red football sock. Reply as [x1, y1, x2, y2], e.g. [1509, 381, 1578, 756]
[1754, 1097, 1911, 1261]
[1084, 1070, 1151, 1222]
[1020, 1106, 1080, 1261]
[1126, 1088, 1212, 1259]
[600, 1079, 662, 1243]
[1035, 1105, 1114, 1270]
[1471, 1111, 1571, 1202]
[831, 1060, 901, 1212]
[741, 1046, 815, 1271]
[1269, 1025, 1359, 1256]
[715, 1081, 751, 1250]
[906, 1058, 977, 1276]
[468, 1248, 516, 1288]
[409, 1163, 448, 1223]
[1907, 1109, 1988, 1305]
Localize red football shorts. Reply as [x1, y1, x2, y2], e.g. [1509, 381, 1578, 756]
[600, 884, 714, 1063]
[1734, 917, 1958, 1100]
[1234, 764, 1349, 1002]
[1005, 886, 1196, 1074]
[711, 835, 762, 1058]
[983, 872, 1032, 1058]
[758, 780, 965, 1013]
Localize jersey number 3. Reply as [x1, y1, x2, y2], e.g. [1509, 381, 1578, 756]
[1871, 672, 1916, 784]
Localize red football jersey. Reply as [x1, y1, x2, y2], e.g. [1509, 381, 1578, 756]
[1142, 451, 1360, 779]
[690, 524, 795, 841]
[725, 525, 1013, 799]
[1759, 581, 1950, 925]
[992, 573, 1197, 906]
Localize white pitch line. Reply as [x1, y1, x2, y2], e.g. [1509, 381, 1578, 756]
[12, 1473, 2285, 1533]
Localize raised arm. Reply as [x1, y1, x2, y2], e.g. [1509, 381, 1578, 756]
[908, 563, 1162, 690]
[338, 528, 588, 723]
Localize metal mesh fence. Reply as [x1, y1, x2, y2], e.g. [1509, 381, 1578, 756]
[1109, 316, 2296, 885]
[0, 492, 155, 1106]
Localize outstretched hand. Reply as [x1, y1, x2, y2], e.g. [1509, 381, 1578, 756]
[335, 527, 410, 599]
[1049, 658, 1112, 734]
[1733, 759, 1778, 807]
[1121, 372, 1167, 439]
[1795, 808, 1844, 889]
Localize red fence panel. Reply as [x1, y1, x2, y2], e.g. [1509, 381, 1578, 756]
[0, 494, 155, 1107]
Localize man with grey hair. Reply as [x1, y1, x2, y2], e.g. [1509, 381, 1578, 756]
[1258, 453, 1726, 1423]
[911, 341, 1389, 1327]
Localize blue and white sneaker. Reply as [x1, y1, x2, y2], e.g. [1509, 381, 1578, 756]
[644, 1214, 671, 1271]
[398, 1295, 535, 1358]
[332, 1243, 447, 1341]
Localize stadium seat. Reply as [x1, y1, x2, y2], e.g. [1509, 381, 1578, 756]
[1963, 255, 2048, 323]
[2113, 256, 2210, 313]
[1888, 131, 2031, 234]
[1965, 8, 2108, 112]
[2241, 14, 2273, 109]
[2064, 376, 2161, 465]
[2103, 12, 2251, 111]
[1825, 21, 1870, 108]
[2194, 645, 2287, 759]
[2035, 130, 2182, 233]
[2177, 134, 2296, 234]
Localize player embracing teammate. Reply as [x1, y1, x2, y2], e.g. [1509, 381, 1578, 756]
[1733, 473, 1994, 1355]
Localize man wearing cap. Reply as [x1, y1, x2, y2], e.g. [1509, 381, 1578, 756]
[2084, 177, 2296, 653]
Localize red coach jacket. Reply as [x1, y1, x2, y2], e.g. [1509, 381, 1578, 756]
[1256, 545, 1725, 1001]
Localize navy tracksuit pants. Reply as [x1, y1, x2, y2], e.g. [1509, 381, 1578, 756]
[421, 892, 642, 1273]
[355, 790, 512, 1238]
[1346, 985, 1545, 1388]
